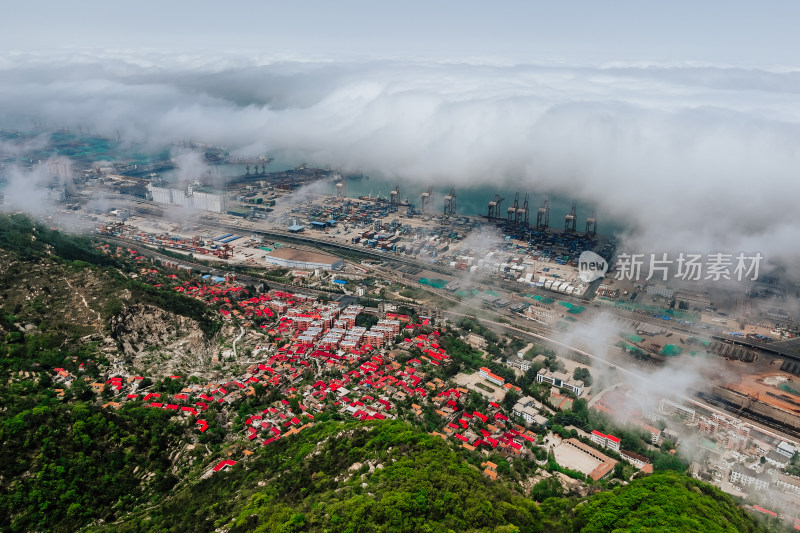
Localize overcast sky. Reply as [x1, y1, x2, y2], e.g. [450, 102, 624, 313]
[2, 2, 800, 276]
[2, 1, 799, 66]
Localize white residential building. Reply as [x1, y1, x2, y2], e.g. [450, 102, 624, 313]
[775, 474, 800, 495]
[507, 359, 531, 372]
[512, 396, 547, 425]
[479, 367, 506, 387]
[658, 398, 696, 422]
[776, 441, 797, 459]
[620, 450, 651, 469]
[765, 450, 791, 469]
[730, 466, 770, 491]
[536, 369, 584, 396]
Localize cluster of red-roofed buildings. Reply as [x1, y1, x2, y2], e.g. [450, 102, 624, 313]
[48, 274, 548, 477]
[431, 387, 537, 458]
[80, 243, 679, 483]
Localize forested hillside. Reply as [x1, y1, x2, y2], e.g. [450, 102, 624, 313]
[0, 214, 224, 531]
[102, 420, 762, 533]
[0, 403, 186, 531]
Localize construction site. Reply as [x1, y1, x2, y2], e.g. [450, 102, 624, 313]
[703, 372, 800, 438]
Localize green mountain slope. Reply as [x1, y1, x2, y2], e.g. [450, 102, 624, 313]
[103, 420, 761, 533]
[0, 214, 223, 530]
[0, 213, 217, 342]
[0, 402, 187, 532]
[569, 471, 761, 532]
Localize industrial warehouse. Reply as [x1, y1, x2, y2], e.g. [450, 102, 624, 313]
[148, 184, 228, 213]
[262, 247, 344, 271]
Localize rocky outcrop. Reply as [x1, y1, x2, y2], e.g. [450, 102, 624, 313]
[109, 304, 216, 374]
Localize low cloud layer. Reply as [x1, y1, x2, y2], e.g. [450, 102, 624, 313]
[1, 51, 799, 273]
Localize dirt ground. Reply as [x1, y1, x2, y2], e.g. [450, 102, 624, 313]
[717, 364, 800, 415]
[453, 371, 507, 402]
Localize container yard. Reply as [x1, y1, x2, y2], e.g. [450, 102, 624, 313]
[254, 182, 613, 292]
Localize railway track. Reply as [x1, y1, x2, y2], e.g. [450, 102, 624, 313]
[451, 312, 800, 445]
[99, 235, 327, 297]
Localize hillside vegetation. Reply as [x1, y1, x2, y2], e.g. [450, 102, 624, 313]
[0, 404, 768, 532]
[0, 214, 221, 380]
[0, 402, 186, 532]
[102, 419, 762, 533]
[0, 213, 217, 340]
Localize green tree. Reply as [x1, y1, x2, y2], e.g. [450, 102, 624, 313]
[573, 367, 592, 386]
[531, 476, 564, 501]
[503, 389, 521, 411]
[289, 397, 301, 414]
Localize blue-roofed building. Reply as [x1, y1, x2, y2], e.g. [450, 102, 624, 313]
[288, 224, 305, 233]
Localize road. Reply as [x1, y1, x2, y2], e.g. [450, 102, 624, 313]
[232, 326, 245, 358]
